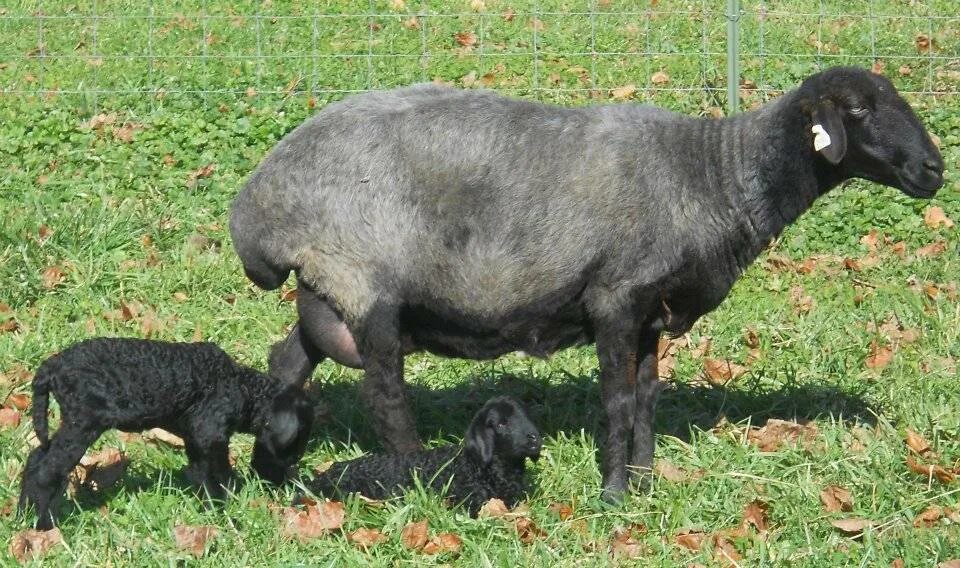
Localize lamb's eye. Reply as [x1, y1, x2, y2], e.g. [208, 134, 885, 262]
[848, 106, 869, 118]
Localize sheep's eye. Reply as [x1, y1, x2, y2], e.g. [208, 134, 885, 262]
[848, 106, 869, 118]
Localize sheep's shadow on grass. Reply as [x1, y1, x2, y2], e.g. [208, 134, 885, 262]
[305, 369, 880, 452]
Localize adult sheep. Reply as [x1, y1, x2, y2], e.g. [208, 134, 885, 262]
[230, 66, 944, 500]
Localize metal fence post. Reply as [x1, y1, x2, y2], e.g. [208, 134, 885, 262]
[726, 0, 741, 114]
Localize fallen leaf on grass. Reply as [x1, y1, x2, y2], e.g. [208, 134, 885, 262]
[0, 408, 21, 428]
[5, 393, 29, 410]
[905, 429, 933, 456]
[401, 520, 429, 550]
[830, 518, 872, 535]
[549, 502, 573, 520]
[421, 532, 462, 555]
[72, 448, 128, 493]
[41, 266, 65, 289]
[916, 240, 947, 258]
[938, 561, 960, 568]
[514, 517, 546, 544]
[610, 84, 637, 100]
[742, 500, 769, 533]
[747, 418, 819, 452]
[143, 427, 185, 448]
[478, 497, 511, 518]
[864, 341, 894, 370]
[348, 527, 387, 549]
[186, 163, 216, 188]
[454, 31, 477, 47]
[172, 524, 218, 557]
[0, 318, 18, 333]
[906, 456, 956, 484]
[912, 505, 958, 528]
[703, 358, 749, 385]
[820, 485, 853, 513]
[610, 523, 646, 559]
[674, 529, 707, 551]
[8, 528, 63, 563]
[924, 206, 954, 229]
[651, 71, 670, 85]
[712, 534, 742, 563]
[280, 500, 345, 542]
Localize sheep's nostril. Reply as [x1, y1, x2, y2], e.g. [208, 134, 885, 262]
[922, 159, 944, 174]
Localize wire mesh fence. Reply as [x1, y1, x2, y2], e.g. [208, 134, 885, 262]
[2, 1, 958, 113]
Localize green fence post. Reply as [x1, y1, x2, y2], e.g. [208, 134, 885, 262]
[726, 0, 740, 114]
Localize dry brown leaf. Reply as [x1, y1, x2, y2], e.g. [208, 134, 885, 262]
[454, 31, 477, 47]
[87, 113, 116, 130]
[143, 427, 185, 448]
[742, 500, 769, 533]
[703, 358, 749, 386]
[891, 559, 905, 568]
[830, 518, 872, 535]
[610, 524, 646, 559]
[514, 517, 546, 544]
[172, 525, 218, 557]
[402, 17, 421, 30]
[905, 429, 932, 456]
[38, 225, 53, 241]
[348, 527, 387, 549]
[924, 206, 954, 229]
[913, 505, 950, 528]
[790, 285, 815, 315]
[111, 123, 141, 143]
[610, 84, 637, 101]
[916, 240, 947, 258]
[139, 309, 164, 338]
[860, 229, 880, 252]
[0, 408, 21, 429]
[915, 34, 935, 52]
[73, 448, 128, 493]
[0, 318, 18, 333]
[747, 418, 819, 452]
[478, 498, 510, 518]
[899, 65, 913, 76]
[820, 485, 853, 513]
[906, 456, 956, 484]
[8, 528, 63, 563]
[542, 502, 571, 521]
[469, 0, 486, 11]
[186, 163, 216, 188]
[651, 71, 670, 85]
[938, 561, 960, 568]
[280, 500, 345, 542]
[674, 529, 707, 551]
[864, 341, 894, 370]
[422, 532, 462, 555]
[41, 266, 65, 289]
[743, 328, 760, 349]
[401, 520, 429, 550]
[5, 393, 30, 410]
[713, 534, 742, 564]
[501, 8, 516, 21]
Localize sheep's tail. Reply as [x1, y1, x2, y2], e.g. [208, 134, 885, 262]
[31, 360, 56, 449]
[228, 180, 294, 291]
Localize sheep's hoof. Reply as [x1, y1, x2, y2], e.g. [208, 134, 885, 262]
[600, 483, 627, 504]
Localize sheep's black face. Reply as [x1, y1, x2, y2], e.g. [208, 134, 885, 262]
[251, 386, 314, 484]
[800, 66, 944, 198]
[465, 396, 542, 466]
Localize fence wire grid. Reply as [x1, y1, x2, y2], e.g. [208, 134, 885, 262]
[2, 1, 959, 113]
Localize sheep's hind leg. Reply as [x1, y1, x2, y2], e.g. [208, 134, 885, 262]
[268, 323, 327, 386]
[23, 422, 102, 529]
[353, 303, 421, 454]
[630, 330, 662, 489]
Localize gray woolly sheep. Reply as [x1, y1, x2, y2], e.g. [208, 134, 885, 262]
[229, 66, 944, 500]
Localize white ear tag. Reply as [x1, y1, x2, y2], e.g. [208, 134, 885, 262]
[811, 124, 831, 152]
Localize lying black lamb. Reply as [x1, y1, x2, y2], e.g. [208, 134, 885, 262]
[304, 396, 541, 515]
[17, 337, 314, 529]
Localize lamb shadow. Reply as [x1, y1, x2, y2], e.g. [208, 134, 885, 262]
[304, 369, 879, 452]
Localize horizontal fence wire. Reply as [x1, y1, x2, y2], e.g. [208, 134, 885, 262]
[1, 1, 958, 113]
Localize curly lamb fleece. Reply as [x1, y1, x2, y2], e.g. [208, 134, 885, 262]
[18, 337, 313, 530]
[304, 396, 541, 515]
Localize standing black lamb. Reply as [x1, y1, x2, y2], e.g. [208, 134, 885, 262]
[304, 396, 541, 515]
[230, 66, 944, 501]
[17, 338, 314, 530]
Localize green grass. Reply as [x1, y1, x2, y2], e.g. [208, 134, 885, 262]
[2, 1, 959, 565]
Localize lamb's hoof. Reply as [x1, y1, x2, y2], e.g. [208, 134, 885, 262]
[601, 482, 627, 504]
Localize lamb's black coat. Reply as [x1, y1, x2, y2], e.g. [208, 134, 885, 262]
[306, 397, 541, 515]
[17, 338, 313, 530]
[230, 66, 944, 500]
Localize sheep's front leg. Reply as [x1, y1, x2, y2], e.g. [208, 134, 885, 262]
[354, 306, 421, 454]
[184, 438, 232, 501]
[630, 330, 662, 488]
[595, 321, 640, 502]
[268, 323, 326, 386]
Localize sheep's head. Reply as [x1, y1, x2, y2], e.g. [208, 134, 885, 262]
[798, 66, 944, 198]
[465, 396, 542, 466]
[251, 385, 314, 484]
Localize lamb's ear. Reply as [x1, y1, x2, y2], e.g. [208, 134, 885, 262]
[465, 412, 496, 465]
[810, 100, 847, 165]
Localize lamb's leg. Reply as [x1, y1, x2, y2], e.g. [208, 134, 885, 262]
[184, 437, 232, 501]
[22, 422, 101, 529]
[353, 304, 421, 453]
[630, 330, 662, 488]
[595, 320, 640, 502]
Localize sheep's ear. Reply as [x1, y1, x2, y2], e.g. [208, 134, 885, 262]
[810, 100, 847, 165]
[465, 415, 495, 465]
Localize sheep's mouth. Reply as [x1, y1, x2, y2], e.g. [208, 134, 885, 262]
[896, 169, 943, 198]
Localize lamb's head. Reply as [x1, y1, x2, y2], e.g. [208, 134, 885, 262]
[796, 66, 944, 198]
[465, 396, 542, 466]
[251, 385, 314, 484]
